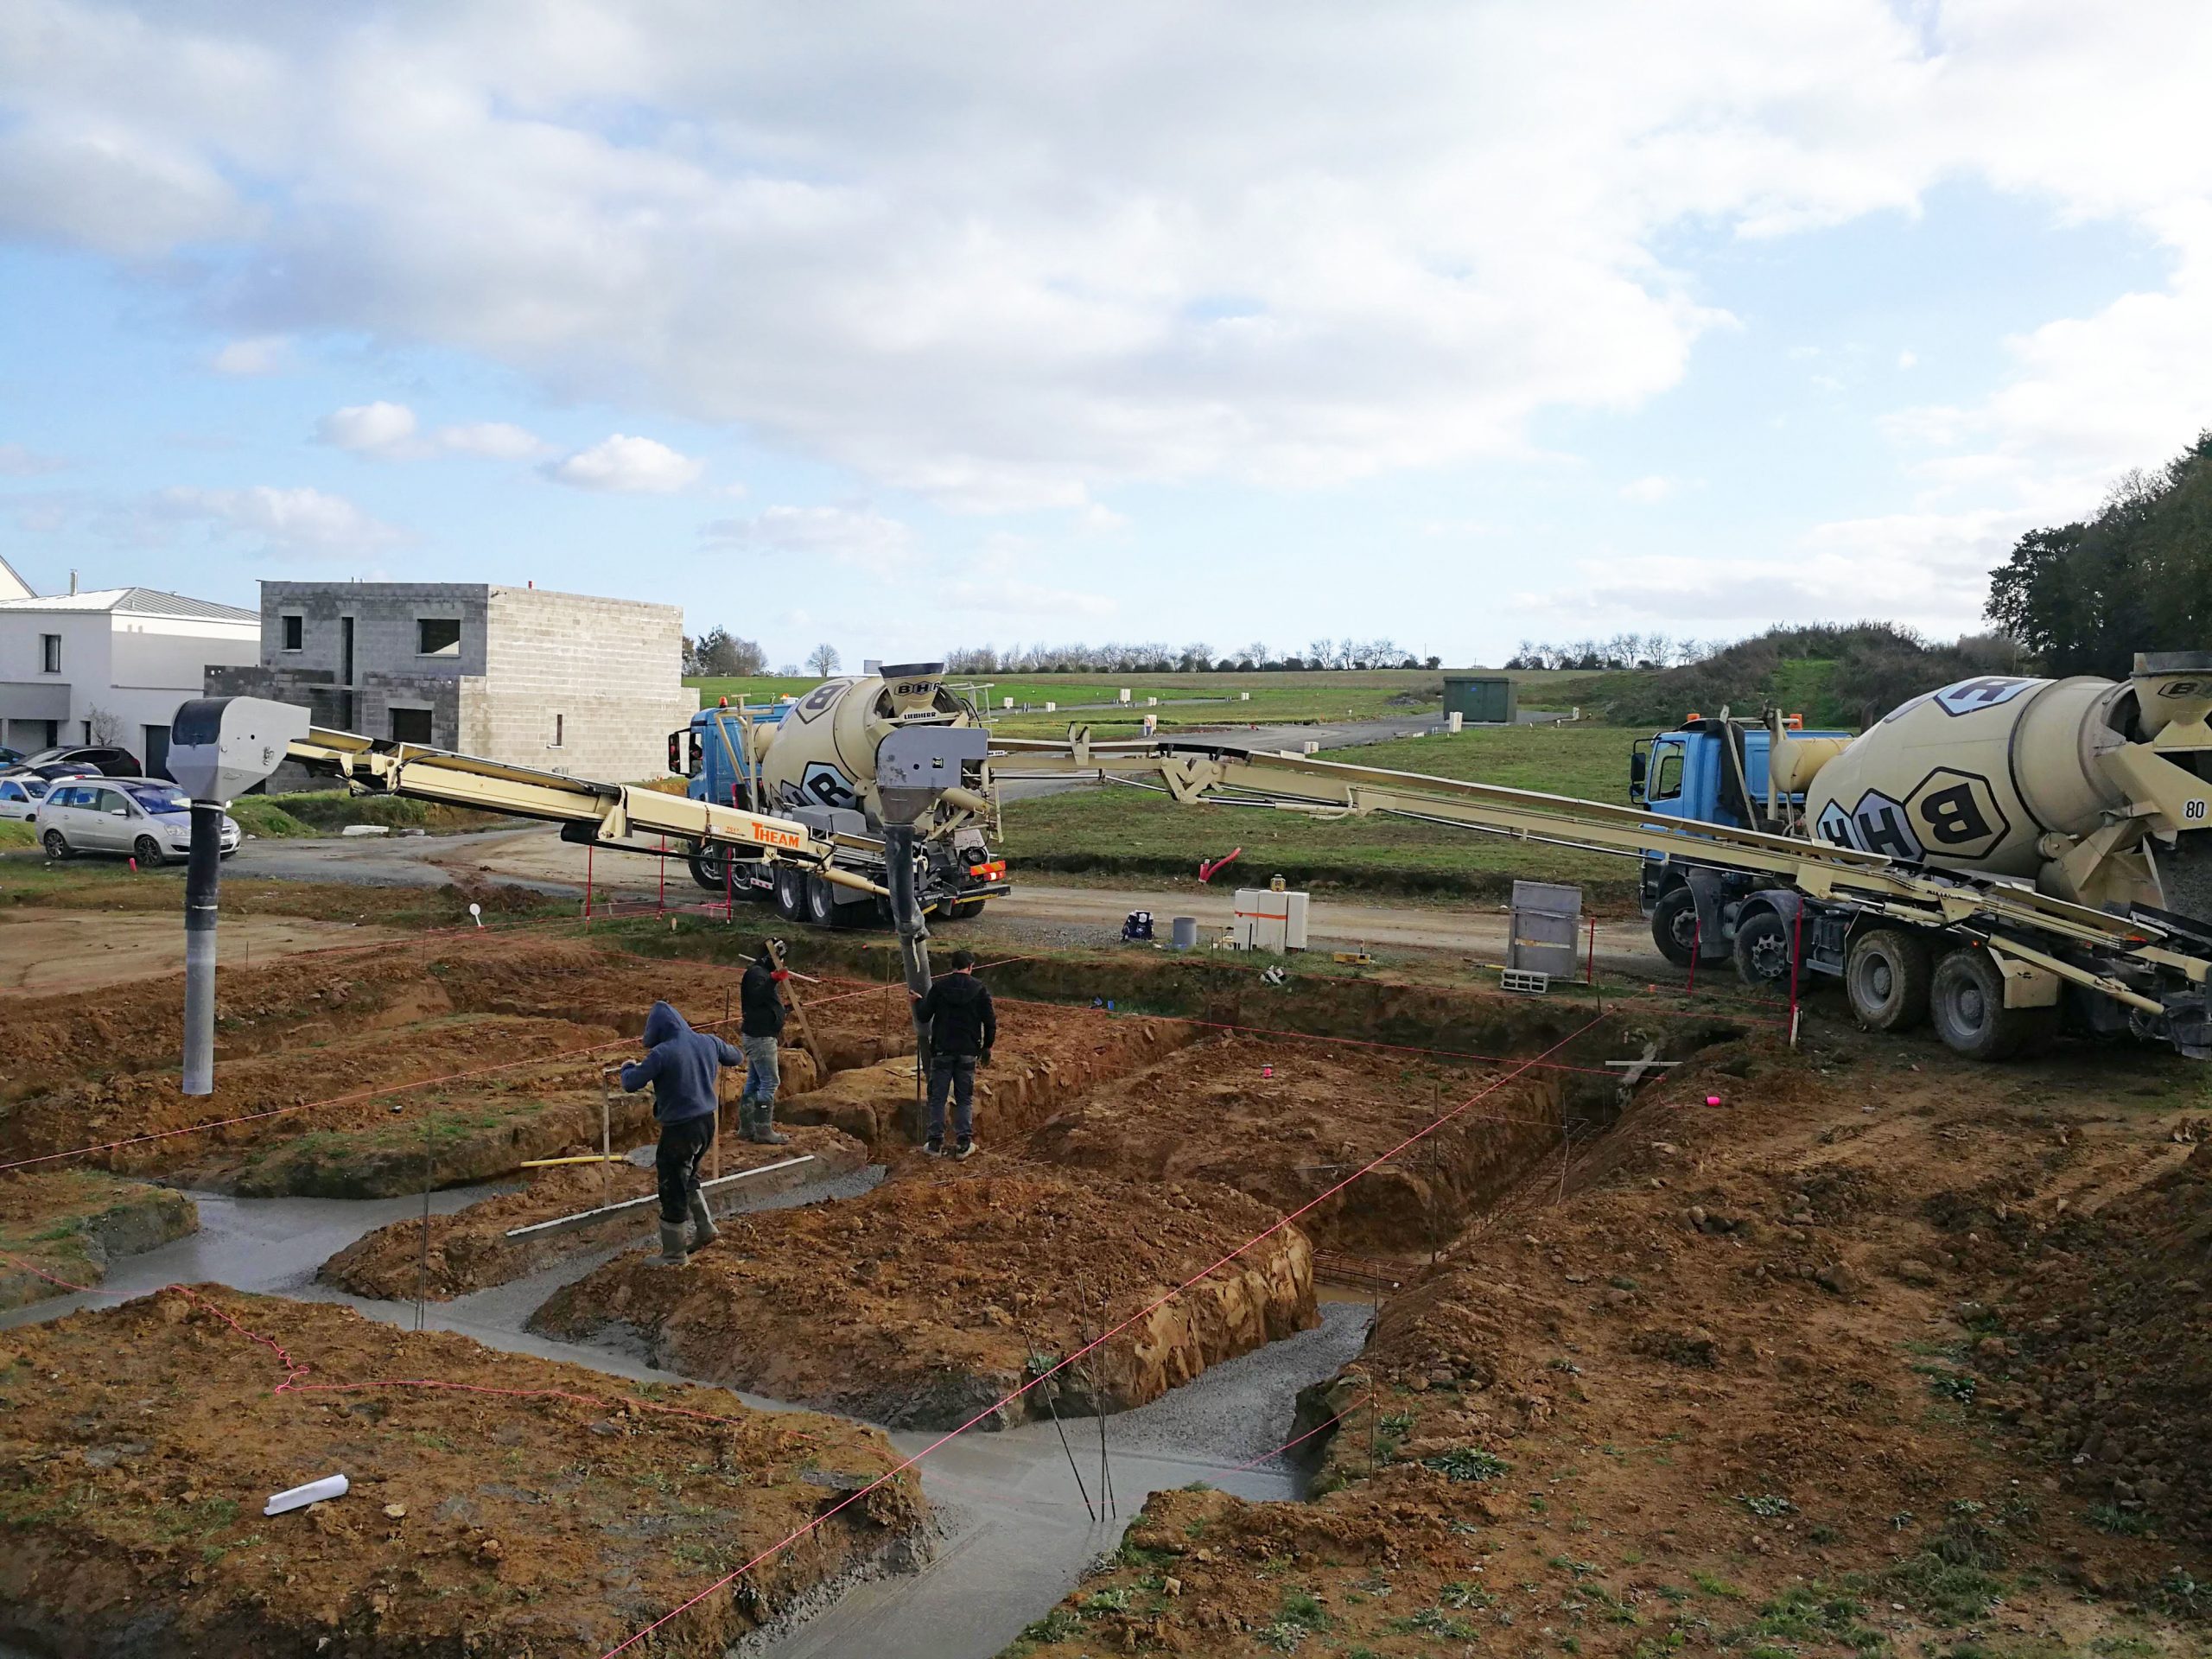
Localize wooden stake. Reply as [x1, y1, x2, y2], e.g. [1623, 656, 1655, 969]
[765, 938, 829, 1076]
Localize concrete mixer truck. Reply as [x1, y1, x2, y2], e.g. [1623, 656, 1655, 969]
[667, 662, 1008, 927]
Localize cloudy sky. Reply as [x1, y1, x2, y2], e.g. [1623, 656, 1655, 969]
[2, 1, 2209, 666]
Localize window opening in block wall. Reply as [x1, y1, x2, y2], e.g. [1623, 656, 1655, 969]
[281, 613, 303, 651]
[416, 617, 462, 657]
[551, 713, 564, 747]
[390, 707, 434, 745]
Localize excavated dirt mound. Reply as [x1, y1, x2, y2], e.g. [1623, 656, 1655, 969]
[1027, 1033, 1577, 1255]
[1011, 1030, 2209, 1659]
[1973, 1134, 2212, 1545]
[0, 1170, 198, 1309]
[0, 932, 899, 1187]
[319, 1124, 870, 1300]
[780, 1002, 1198, 1147]
[533, 1163, 1315, 1429]
[0, 1291, 925, 1658]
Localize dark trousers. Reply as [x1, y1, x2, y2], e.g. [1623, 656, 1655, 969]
[656, 1114, 715, 1224]
[925, 1054, 976, 1143]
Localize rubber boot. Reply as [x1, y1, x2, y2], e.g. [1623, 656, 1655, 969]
[735, 1103, 759, 1141]
[657, 1222, 689, 1268]
[747, 1102, 791, 1147]
[687, 1191, 719, 1249]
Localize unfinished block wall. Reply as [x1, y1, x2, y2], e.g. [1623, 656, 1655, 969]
[469, 586, 696, 784]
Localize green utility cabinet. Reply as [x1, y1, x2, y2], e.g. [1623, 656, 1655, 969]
[1442, 674, 1517, 725]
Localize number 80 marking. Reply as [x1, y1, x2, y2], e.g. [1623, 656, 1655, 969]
[2187, 799, 2209, 822]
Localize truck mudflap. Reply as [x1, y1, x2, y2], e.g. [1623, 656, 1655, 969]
[1682, 865, 1735, 961]
[2134, 993, 2212, 1059]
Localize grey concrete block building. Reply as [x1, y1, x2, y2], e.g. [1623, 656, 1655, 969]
[208, 582, 696, 790]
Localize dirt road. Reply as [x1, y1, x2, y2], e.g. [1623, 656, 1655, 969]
[0, 908, 402, 996]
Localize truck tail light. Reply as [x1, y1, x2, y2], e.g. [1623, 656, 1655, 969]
[972, 860, 1006, 882]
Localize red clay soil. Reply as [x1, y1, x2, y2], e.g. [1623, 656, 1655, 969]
[1027, 1033, 1577, 1255]
[0, 1169, 198, 1309]
[0, 934, 900, 1185]
[318, 1124, 869, 1301]
[1008, 1025, 2212, 1659]
[533, 1158, 1315, 1430]
[781, 1001, 1198, 1147]
[0, 1290, 925, 1658]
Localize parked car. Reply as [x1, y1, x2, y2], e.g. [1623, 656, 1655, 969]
[0, 744, 25, 769]
[36, 779, 239, 864]
[8, 745, 144, 780]
[0, 774, 54, 822]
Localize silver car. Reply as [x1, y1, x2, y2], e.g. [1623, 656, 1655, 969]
[35, 779, 240, 864]
[0, 774, 51, 822]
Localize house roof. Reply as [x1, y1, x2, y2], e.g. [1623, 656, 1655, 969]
[0, 586, 258, 624]
[0, 552, 31, 601]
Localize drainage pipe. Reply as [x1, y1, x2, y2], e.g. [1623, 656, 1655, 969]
[181, 800, 226, 1096]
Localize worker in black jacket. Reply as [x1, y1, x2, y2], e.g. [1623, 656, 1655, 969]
[912, 949, 995, 1159]
[737, 945, 792, 1146]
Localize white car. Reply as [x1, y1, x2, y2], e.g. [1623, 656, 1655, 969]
[0, 774, 51, 821]
[35, 779, 240, 864]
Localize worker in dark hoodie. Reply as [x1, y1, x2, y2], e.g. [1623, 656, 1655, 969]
[616, 1001, 744, 1267]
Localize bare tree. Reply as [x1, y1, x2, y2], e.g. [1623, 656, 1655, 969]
[804, 643, 842, 677]
[86, 705, 124, 746]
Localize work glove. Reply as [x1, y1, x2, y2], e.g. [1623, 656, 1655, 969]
[979, 1049, 994, 1068]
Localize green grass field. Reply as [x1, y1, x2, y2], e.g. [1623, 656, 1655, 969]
[996, 723, 1645, 908]
[686, 665, 1624, 740]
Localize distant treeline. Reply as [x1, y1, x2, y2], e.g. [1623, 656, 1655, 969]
[1515, 623, 2024, 729]
[943, 639, 1441, 673]
[1987, 431, 2212, 678]
[1504, 633, 1726, 671]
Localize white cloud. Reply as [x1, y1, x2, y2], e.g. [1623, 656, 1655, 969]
[700, 505, 912, 575]
[2, 0, 2210, 530]
[1897, 349, 1916, 370]
[0, 442, 67, 476]
[1619, 474, 1673, 504]
[548, 434, 703, 493]
[317, 404, 546, 461]
[212, 335, 291, 376]
[319, 400, 418, 454]
[436, 421, 543, 459]
[156, 484, 404, 556]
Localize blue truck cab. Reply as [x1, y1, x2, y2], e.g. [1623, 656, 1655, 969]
[1626, 715, 1852, 971]
[671, 700, 789, 813]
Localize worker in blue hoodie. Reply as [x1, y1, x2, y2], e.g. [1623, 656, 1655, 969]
[616, 1001, 744, 1267]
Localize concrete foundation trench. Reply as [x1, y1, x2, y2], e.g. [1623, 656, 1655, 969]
[0, 934, 1738, 1657]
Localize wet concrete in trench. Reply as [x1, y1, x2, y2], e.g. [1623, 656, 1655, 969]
[1, 1166, 1369, 1659]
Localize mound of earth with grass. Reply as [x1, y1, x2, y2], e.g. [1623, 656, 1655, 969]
[0, 1170, 198, 1308]
[1008, 1023, 2210, 1658]
[532, 1163, 1315, 1429]
[0, 1290, 926, 1657]
[1027, 1033, 1589, 1255]
[318, 1123, 868, 1300]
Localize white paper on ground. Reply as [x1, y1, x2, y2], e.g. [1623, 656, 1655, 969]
[264, 1472, 349, 1516]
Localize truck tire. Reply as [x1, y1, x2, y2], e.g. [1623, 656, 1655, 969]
[1732, 908, 1803, 993]
[1649, 887, 1700, 968]
[1929, 948, 2039, 1061]
[773, 866, 806, 923]
[946, 897, 987, 921]
[688, 850, 727, 892]
[804, 874, 839, 928]
[1845, 929, 1931, 1031]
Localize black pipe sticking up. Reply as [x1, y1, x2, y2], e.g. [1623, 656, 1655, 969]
[181, 800, 226, 1096]
[881, 823, 933, 1077]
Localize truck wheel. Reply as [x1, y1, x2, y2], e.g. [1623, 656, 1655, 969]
[1649, 887, 1700, 968]
[946, 897, 987, 921]
[1845, 929, 1931, 1031]
[688, 850, 727, 892]
[773, 866, 806, 923]
[1732, 908, 1803, 993]
[1929, 948, 2036, 1061]
[804, 874, 839, 928]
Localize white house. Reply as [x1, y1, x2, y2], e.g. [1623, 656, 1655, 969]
[0, 554, 30, 603]
[0, 585, 261, 775]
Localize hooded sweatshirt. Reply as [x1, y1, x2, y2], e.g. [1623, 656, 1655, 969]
[620, 1001, 743, 1124]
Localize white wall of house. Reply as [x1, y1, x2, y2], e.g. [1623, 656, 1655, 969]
[0, 596, 259, 764]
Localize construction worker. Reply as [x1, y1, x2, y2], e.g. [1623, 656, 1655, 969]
[912, 948, 995, 1159]
[615, 1001, 741, 1268]
[738, 945, 793, 1145]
